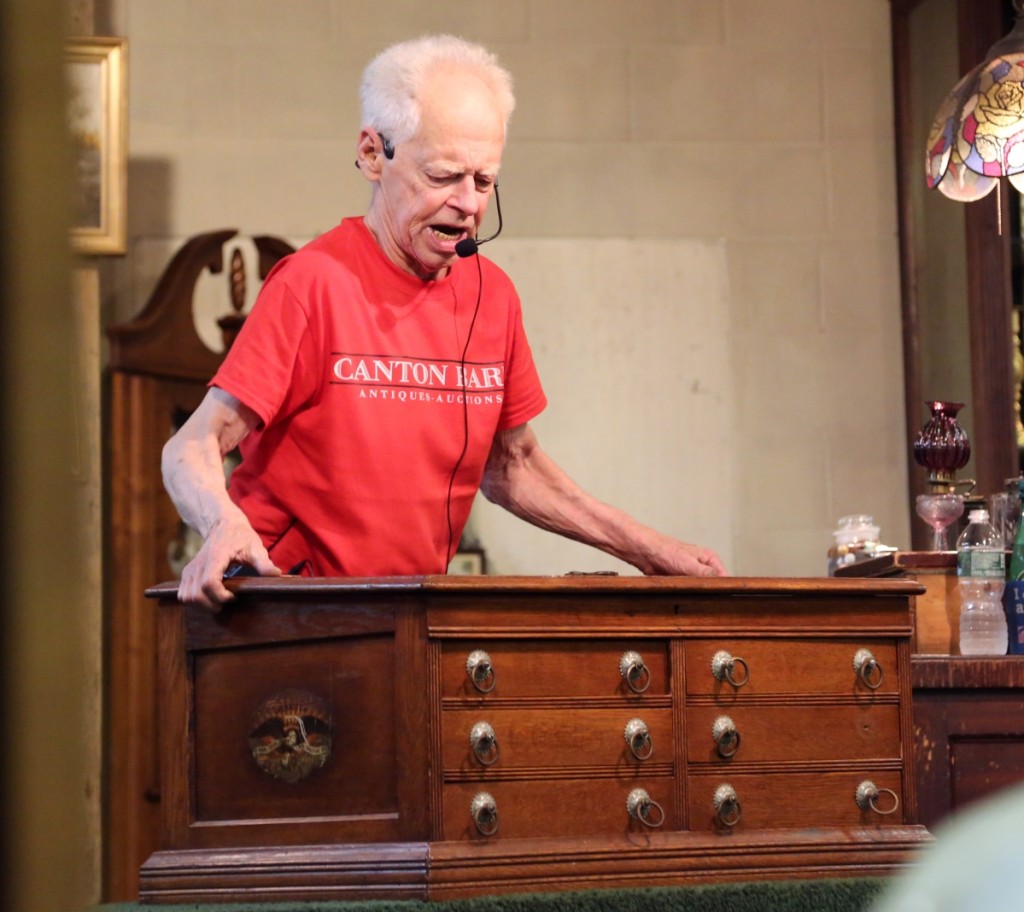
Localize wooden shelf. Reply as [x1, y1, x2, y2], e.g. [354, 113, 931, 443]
[913, 655, 1024, 689]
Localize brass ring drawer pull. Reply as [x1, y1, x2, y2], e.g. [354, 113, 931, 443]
[626, 787, 665, 828]
[711, 650, 750, 688]
[466, 649, 496, 694]
[619, 650, 651, 694]
[712, 715, 741, 758]
[713, 783, 742, 827]
[470, 791, 499, 835]
[855, 780, 899, 816]
[624, 717, 654, 761]
[469, 721, 500, 766]
[853, 649, 884, 690]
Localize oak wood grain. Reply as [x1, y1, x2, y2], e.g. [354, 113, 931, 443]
[141, 576, 928, 902]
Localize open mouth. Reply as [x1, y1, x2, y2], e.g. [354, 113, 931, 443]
[429, 225, 466, 242]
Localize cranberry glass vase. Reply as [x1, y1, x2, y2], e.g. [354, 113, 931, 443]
[913, 400, 971, 487]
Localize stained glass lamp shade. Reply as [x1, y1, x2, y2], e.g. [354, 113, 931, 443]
[927, 0, 1024, 201]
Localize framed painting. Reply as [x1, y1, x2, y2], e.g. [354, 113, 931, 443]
[66, 37, 127, 255]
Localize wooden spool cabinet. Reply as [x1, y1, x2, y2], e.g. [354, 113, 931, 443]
[140, 574, 930, 903]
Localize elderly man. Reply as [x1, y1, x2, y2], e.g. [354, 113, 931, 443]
[162, 34, 726, 610]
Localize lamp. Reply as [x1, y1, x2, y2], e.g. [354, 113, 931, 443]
[913, 401, 974, 551]
[926, 0, 1024, 211]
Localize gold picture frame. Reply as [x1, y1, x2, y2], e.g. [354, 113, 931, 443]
[67, 37, 127, 255]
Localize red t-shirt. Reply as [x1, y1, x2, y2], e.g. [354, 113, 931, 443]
[211, 217, 547, 577]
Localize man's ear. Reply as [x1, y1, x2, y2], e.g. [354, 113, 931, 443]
[355, 129, 385, 181]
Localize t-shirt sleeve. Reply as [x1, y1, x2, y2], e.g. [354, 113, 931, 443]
[496, 289, 547, 431]
[210, 261, 319, 427]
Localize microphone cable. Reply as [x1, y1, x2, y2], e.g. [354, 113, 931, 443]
[443, 251, 484, 572]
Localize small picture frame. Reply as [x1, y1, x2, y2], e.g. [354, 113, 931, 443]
[66, 37, 127, 255]
[448, 548, 486, 576]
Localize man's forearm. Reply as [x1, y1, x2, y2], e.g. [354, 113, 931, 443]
[481, 424, 726, 577]
[480, 426, 655, 569]
[162, 386, 259, 539]
[161, 435, 242, 539]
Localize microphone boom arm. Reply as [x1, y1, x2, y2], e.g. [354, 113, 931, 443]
[455, 185, 503, 258]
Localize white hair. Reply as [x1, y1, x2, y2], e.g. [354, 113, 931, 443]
[359, 34, 515, 145]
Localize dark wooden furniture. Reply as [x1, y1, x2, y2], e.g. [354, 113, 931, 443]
[842, 553, 1024, 827]
[890, 0, 1018, 542]
[912, 656, 1024, 828]
[104, 230, 293, 900]
[140, 575, 930, 904]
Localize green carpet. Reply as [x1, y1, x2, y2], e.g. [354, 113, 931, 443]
[93, 878, 887, 912]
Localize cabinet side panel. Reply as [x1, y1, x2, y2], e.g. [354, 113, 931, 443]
[192, 635, 398, 830]
[396, 603, 431, 840]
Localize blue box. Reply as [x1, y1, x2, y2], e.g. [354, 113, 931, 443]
[1002, 580, 1024, 654]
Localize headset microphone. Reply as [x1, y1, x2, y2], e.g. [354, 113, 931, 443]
[455, 185, 503, 258]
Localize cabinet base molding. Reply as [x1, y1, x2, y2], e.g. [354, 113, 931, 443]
[139, 842, 430, 903]
[139, 827, 932, 904]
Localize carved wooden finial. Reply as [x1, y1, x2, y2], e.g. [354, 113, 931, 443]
[228, 248, 246, 314]
[218, 247, 248, 350]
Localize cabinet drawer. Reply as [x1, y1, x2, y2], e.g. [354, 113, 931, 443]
[685, 703, 901, 763]
[684, 639, 899, 697]
[441, 640, 669, 699]
[442, 776, 676, 840]
[687, 769, 905, 830]
[443, 707, 674, 772]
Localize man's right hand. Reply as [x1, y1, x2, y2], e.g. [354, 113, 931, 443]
[177, 517, 281, 611]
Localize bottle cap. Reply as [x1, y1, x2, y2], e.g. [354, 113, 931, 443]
[968, 508, 990, 523]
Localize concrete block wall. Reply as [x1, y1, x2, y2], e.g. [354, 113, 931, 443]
[109, 0, 909, 576]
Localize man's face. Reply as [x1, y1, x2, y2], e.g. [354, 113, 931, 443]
[362, 69, 505, 280]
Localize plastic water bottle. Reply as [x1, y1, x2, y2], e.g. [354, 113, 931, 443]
[956, 508, 1008, 656]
